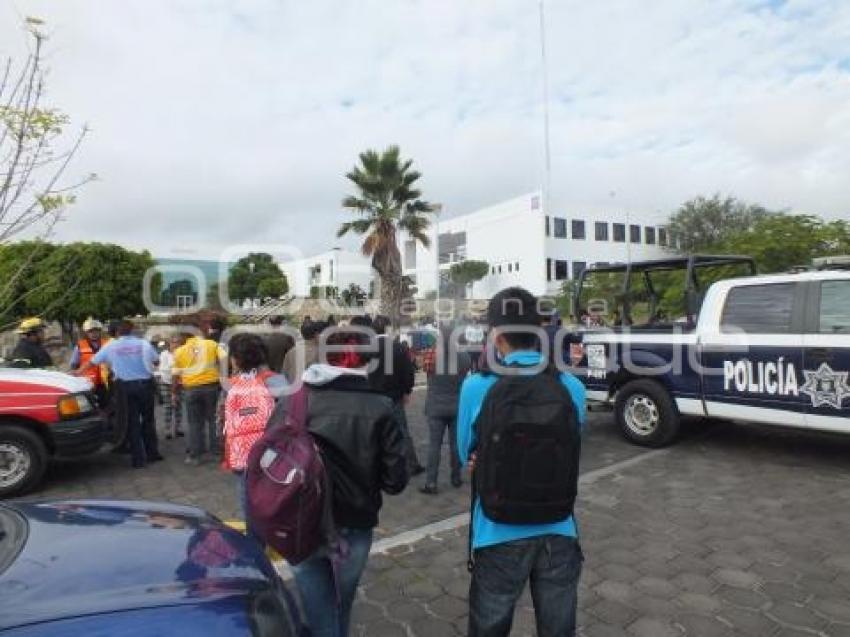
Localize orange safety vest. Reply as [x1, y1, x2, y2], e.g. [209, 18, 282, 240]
[78, 337, 111, 387]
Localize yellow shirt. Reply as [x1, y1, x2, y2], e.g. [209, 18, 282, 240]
[173, 337, 225, 388]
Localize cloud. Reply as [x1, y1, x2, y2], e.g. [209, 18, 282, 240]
[0, 0, 847, 259]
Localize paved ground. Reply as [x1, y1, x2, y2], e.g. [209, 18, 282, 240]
[16, 390, 850, 636]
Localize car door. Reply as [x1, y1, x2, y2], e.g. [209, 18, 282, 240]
[803, 278, 850, 432]
[701, 281, 806, 425]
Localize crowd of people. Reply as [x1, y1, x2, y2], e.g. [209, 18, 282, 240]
[7, 288, 584, 636]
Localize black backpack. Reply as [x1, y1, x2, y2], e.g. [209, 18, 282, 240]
[473, 365, 580, 525]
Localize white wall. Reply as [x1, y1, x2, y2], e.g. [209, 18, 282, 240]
[280, 248, 373, 297]
[405, 191, 671, 301]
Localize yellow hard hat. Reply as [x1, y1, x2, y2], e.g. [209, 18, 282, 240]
[17, 317, 46, 333]
[82, 317, 104, 332]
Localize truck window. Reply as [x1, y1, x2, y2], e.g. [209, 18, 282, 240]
[820, 280, 850, 333]
[720, 283, 796, 333]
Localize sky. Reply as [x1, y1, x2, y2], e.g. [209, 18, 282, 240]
[1, 0, 848, 260]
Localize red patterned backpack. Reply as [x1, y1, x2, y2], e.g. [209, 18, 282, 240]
[223, 371, 275, 471]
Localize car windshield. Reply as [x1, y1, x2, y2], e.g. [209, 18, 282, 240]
[0, 506, 28, 576]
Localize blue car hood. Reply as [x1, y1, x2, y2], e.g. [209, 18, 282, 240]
[0, 500, 279, 629]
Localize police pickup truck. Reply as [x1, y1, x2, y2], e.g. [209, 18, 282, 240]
[570, 255, 850, 446]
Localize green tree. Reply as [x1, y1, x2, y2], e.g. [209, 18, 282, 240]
[0, 240, 57, 330]
[227, 253, 288, 306]
[340, 283, 367, 307]
[722, 214, 850, 273]
[26, 242, 156, 339]
[668, 194, 775, 252]
[337, 145, 437, 326]
[447, 259, 489, 299]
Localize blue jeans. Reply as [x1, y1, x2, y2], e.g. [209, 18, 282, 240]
[469, 535, 583, 637]
[293, 527, 373, 637]
[425, 415, 461, 486]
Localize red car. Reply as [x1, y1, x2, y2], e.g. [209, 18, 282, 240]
[0, 368, 106, 497]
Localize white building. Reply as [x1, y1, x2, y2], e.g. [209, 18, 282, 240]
[404, 191, 672, 299]
[280, 247, 374, 297]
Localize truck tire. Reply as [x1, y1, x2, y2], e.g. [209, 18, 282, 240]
[0, 425, 48, 498]
[615, 379, 680, 448]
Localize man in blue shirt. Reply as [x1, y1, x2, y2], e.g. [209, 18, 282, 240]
[79, 319, 162, 469]
[457, 287, 586, 636]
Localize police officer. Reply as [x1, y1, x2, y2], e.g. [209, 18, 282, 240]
[10, 318, 54, 368]
[77, 319, 163, 468]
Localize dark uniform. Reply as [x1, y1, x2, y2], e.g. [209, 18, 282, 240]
[11, 338, 53, 369]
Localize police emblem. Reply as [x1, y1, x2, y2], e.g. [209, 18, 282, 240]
[800, 363, 850, 409]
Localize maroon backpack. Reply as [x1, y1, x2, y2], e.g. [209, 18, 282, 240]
[245, 386, 328, 565]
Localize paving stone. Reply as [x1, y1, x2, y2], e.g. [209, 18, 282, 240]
[627, 617, 682, 637]
[582, 623, 630, 637]
[427, 595, 468, 620]
[595, 580, 635, 604]
[597, 563, 642, 583]
[386, 600, 429, 622]
[715, 585, 768, 610]
[409, 616, 458, 636]
[711, 568, 762, 589]
[588, 599, 638, 625]
[719, 606, 780, 636]
[626, 595, 678, 618]
[761, 581, 809, 604]
[363, 619, 408, 637]
[671, 573, 715, 595]
[674, 613, 731, 636]
[634, 576, 678, 599]
[811, 597, 850, 623]
[766, 602, 829, 631]
[676, 592, 721, 615]
[402, 579, 443, 601]
[826, 623, 850, 637]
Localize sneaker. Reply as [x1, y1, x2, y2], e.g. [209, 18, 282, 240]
[176, 430, 185, 437]
[419, 484, 439, 495]
[165, 434, 173, 440]
[184, 457, 200, 467]
[410, 464, 426, 477]
[451, 476, 463, 488]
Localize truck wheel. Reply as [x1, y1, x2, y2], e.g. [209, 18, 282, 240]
[0, 426, 48, 498]
[615, 379, 680, 447]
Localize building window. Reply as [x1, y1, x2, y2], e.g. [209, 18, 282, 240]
[658, 228, 668, 246]
[329, 260, 334, 282]
[515, 262, 519, 272]
[571, 219, 586, 240]
[508, 263, 513, 273]
[645, 227, 656, 245]
[572, 261, 587, 280]
[595, 222, 608, 241]
[553, 217, 567, 238]
[630, 224, 641, 243]
[491, 266, 495, 275]
[613, 223, 626, 242]
[498, 265, 502, 274]
[555, 260, 568, 280]
[546, 258, 552, 282]
[545, 216, 550, 237]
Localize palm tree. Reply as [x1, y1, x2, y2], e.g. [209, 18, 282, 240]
[337, 145, 436, 325]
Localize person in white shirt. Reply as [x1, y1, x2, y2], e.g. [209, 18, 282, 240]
[158, 335, 185, 439]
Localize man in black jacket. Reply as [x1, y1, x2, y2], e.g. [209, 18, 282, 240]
[292, 329, 408, 637]
[10, 318, 53, 368]
[368, 315, 424, 476]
